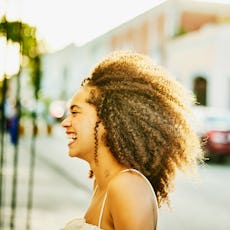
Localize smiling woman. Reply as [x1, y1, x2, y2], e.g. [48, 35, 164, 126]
[60, 51, 204, 230]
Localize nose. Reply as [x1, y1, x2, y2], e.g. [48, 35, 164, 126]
[61, 116, 71, 128]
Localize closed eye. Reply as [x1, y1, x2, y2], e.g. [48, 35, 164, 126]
[69, 104, 82, 115]
[71, 111, 79, 115]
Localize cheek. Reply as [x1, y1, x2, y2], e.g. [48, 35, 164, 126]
[77, 118, 96, 138]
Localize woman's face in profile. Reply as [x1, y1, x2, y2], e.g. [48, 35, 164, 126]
[61, 87, 99, 162]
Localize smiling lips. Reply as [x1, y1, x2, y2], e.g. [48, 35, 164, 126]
[67, 133, 77, 145]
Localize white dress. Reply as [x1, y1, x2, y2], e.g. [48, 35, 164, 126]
[61, 218, 102, 230]
[62, 168, 158, 230]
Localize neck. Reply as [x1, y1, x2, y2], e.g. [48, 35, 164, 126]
[89, 145, 127, 190]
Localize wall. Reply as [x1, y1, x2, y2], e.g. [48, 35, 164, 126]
[166, 23, 230, 109]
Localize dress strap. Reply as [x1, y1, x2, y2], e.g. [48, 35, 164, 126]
[97, 192, 108, 228]
[120, 169, 156, 196]
[90, 184, 98, 202]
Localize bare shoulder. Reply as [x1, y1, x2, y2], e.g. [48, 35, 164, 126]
[108, 170, 152, 197]
[107, 170, 157, 230]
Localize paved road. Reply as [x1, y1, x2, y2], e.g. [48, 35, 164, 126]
[1, 125, 230, 230]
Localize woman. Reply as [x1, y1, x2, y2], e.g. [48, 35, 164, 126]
[61, 51, 203, 230]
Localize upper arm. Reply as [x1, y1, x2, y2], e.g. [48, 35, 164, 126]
[107, 174, 157, 230]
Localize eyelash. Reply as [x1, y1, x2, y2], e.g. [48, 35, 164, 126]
[71, 111, 79, 114]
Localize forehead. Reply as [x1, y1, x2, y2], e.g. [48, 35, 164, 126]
[68, 87, 88, 107]
[67, 86, 97, 109]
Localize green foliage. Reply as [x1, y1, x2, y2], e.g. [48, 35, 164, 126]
[0, 16, 39, 57]
[0, 16, 42, 98]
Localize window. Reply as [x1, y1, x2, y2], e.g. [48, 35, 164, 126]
[193, 76, 207, 106]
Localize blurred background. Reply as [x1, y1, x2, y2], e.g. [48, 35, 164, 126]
[0, 0, 230, 229]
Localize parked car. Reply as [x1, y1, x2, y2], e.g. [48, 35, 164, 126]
[192, 106, 230, 162]
[205, 130, 230, 155]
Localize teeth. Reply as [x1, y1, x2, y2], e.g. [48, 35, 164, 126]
[67, 134, 77, 140]
[67, 134, 77, 145]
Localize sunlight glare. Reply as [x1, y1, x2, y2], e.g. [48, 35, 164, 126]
[0, 39, 20, 79]
[18, 0, 166, 51]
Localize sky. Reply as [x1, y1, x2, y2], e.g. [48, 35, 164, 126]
[0, 0, 167, 52]
[0, 0, 230, 53]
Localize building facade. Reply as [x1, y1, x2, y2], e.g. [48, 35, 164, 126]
[41, 0, 230, 112]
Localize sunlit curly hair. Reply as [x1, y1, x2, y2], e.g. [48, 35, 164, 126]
[82, 51, 204, 207]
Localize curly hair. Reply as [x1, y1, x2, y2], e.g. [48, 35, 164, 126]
[82, 51, 204, 207]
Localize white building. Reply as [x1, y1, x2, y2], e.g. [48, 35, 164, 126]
[167, 23, 230, 109]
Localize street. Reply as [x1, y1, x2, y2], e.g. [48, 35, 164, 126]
[1, 125, 230, 230]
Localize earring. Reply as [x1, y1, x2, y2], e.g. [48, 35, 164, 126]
[88, 169, 94, 178]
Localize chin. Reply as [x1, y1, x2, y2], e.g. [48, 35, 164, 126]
[68, 150, 83, 159]
[67, 149, 89, 161]
[68, 151, 77, 158]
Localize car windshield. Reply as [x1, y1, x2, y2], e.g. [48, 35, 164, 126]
[205, 116, 230, 131]
[192, 106, 230, 134]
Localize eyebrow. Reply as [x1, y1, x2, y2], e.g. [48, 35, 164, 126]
[69, 104, 81, 111]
